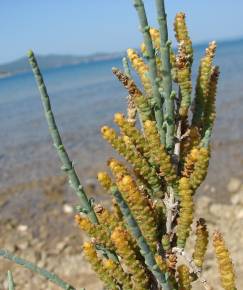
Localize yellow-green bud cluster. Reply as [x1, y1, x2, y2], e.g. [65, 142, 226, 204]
[103, 259, 133, 290]
[203, 66, 219, 132]
[192, 218, 209, 268]
[119, 175, 158, 252]
[127, 94, 137, 126]
[109, 161, 158, 253]
[94, 204, 120, 232]
[75, 215, 114, 250]
[111, 226, 150, 290]
[114, 112, 148, 155]
[101, 126, 163, 196]
[213, 231, 236, 290]
[83, 242, 117, 290]
[112, 68, 154, 122]
[144, 120, 177, 184]
[174, 12, 193, 63]
[177, 178, 194, 248]
[140, 28, 163, 82]
[176, 42, 192, 117]
[193, 42, 217, 127]
[182, 147, 200, 178]
[177, 264, 192, 290]
[190, 147, 210, 190]
[181, 127, 201, 160]
[127, 48, 152, 96]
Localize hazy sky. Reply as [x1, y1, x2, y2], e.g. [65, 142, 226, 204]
[1, 0, 243, 64]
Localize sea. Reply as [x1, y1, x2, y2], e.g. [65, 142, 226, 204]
[0, 39, 243, 200]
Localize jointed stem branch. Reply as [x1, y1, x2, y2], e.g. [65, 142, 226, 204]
[155, 0, 175, 152]
[133, 0, 166, 145]
[7, 271, 15, 290]
[27, 50, 98, 225]
[0, 249, 78, 290]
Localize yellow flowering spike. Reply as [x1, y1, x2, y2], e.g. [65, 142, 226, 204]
[203, 66, 220, 133]
[114, 112, 150, 157]
[140, 28, 163, 82]
[108, 158, 129, 177]
[127, 48, 152, 96]
[112, 67, 154, 122]
[103, 259, 133, 290]
[75, 214, 114, 250]
[111, 226, 150, 289]
[192, 218, 209, 268]
[155, 254, 168, 273]
[83, 242, 117, 290]
[149, 28, 160, 50]
[213, 231, 237, 290]
[97, 171, 113, 191]
[177, 264, 192, 290]
[182, 147, 200, 178]
[94, 204, 119, 232]
[116, 174, 158, 253]
[170, 47, 178, 81]
[162, 234, 171, 251]
[101, 127, 163, 197]
[174, 12, 193, 64]
[127, 94, 137, 126]
[190, 147, 210, 190]
[193, 41, 217, 127]
[177, 177, 194, 248]
[176, 42, 192, 117]
[181, 126, 201, 159]
[144, 120, 177, 184]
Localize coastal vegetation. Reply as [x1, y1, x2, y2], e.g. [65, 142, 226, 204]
[0, 0, 238, 289]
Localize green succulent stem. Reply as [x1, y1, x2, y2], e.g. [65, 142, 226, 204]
[1, 249, 78, 290]
[27, 50, 98, 225]
[7, 271, 15, 290]
[155, 0, 175, 152]
[122, 57, 132, 78]
[110, 186, 172, 290]
[28, 50, 120, 264]
[133, 0, 166, 146]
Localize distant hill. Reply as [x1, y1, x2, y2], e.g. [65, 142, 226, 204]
[0, 37, 242, 78]
[0, 52, 123, 77]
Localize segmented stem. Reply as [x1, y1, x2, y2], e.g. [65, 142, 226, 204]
[27, 50, 98, 224]
[155, 0, 175, 151]
[133, 0, 165, 145]
[7, 271, 15, 290]
[0, 249, 77, 290]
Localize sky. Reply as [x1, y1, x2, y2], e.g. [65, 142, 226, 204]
[1, 0, 243, 64]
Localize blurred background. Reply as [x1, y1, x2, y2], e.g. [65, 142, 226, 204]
[0, 1, 243, 289]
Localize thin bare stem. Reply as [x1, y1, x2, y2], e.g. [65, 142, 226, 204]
[0, 249, 78, 290]
[133, 0, 166, 145]
[27, 50, 98, 225]
[7, 271, 15, 290]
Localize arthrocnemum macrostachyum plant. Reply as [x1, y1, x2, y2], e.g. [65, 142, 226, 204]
[0, 0, 237, 290]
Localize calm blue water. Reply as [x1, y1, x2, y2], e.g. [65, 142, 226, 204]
[0, 40, 243, 195]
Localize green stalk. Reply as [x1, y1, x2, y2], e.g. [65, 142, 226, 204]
[27, 50, 98, 225]
[155, 0, 175, 152]
[28, 51, 119, 263]
[133, 0, 165, 145]
[1, 249, 79, 290]
[110, 186, 172, 290]
[7, 271, 15, 290]
[122, 57, 132, 77]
